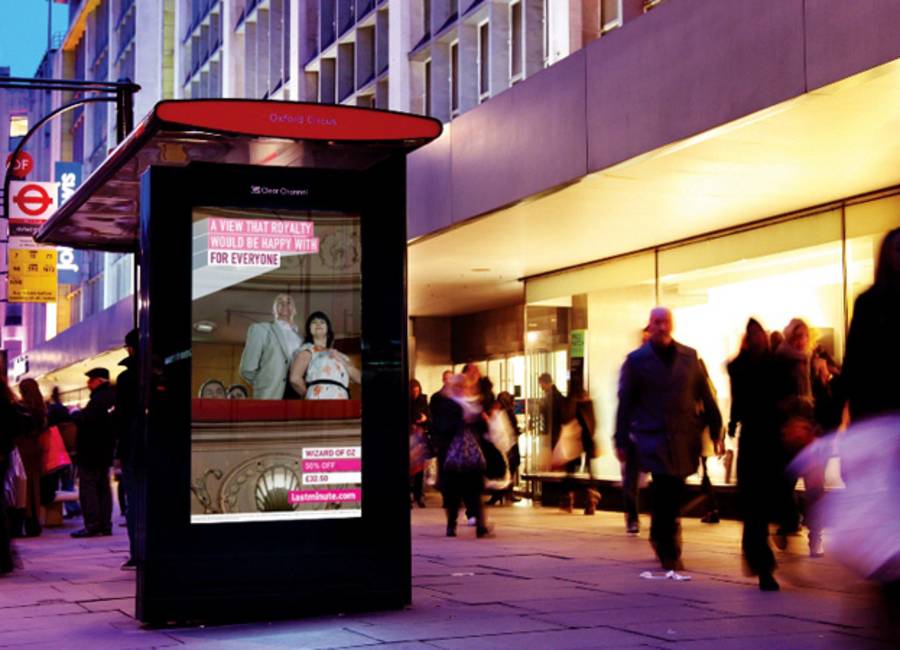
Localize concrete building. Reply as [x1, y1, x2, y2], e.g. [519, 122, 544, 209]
[7, 0, 639, 392]
[7, 0, 900, 496]
[404, 0, 900, 486]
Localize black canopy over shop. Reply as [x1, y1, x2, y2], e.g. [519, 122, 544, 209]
[36, 100, 441, 625]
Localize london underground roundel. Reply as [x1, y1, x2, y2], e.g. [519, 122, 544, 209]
[12, 183, 54, 217]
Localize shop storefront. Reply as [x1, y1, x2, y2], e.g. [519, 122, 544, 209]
[519, 190, 900, 488]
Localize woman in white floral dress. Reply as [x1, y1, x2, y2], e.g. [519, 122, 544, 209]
[288, 311, 360, 399]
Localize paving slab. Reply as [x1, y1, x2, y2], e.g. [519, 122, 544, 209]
[0, 503, 894, 648]
[426, 626, 661, 649]
[168, 621, 381, 649]
[530, 602, 734, 628]
[611, 613, 848, 642]
[669, 630, 895, 649]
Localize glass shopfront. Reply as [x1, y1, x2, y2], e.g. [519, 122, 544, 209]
[523, 191, 900, 486]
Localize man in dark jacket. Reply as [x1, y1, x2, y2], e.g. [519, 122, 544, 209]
[539, 373, 565, 447]
[115, 329, 140, 568]
[71, 368, 116, 538]
[615, 307, 722, 572]
[429, 370, 454, 468]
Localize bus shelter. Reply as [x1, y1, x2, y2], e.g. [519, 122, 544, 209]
[35, 100, 441, 625]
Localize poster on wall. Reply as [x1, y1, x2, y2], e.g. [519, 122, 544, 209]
[190, 207, 362, 523]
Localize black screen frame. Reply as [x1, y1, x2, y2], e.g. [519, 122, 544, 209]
[135, 160, 409, 625]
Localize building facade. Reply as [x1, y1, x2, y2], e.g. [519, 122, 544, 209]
[6, 0, 899, 493]
[6, 0, 644, 394]
[405, 0, 900, 486]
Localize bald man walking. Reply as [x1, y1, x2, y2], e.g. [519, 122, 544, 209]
[614, 307, 722, 572]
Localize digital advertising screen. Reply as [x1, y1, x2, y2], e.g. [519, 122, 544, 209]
[189, 207, 362, 523]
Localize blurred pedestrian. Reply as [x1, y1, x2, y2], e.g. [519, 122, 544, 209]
[16, 379, 47, 537]
[438, 374, 491, 538]
[571, 383, 601, 515]
[773, 318, 824, 557]
[619, 327, 651, 534]
[71, 369, 116, 538]
[1, 378, 29, 574]
[615, 307, 722, 573]
[46, 387, 79, 519]
[727, 318, 782, 590]
[697, 360, 722, 525]
[811, 347, 843, 434]
[842, 227, 900, 422]
[428, 370, 454, 485]
[409, 378, 430, 508]
[115, 329, 140, 569]
[539, 373, 574, 510]
[476, 374, 508, 500]
[770, 330, 784, 353]
[790, 416, 900, 640]
[486, 391, 521, 505]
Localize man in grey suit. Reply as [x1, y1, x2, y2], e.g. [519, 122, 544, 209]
[614, 307, 722, 572]
[240, 294, 302, 399]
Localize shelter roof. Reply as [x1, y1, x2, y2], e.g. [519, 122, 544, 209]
[35, 100, 442, 252]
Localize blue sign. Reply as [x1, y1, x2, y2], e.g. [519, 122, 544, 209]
[54, 162, 85, 285]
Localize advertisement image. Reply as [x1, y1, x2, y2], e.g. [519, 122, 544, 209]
[189, 207, 362, 523]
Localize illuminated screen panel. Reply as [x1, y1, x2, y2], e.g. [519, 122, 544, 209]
[189, 207, 362, 523]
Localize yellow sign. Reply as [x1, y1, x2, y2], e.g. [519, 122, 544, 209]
[9, 248, 58, 303]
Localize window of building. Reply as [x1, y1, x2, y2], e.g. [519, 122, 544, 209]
[9, 115, 29, 138]
[521, 196, 900, 488]
[601, 0, 622, 33]
[450, 40, 460, 117]
[510, 0, 523, 83]
[478, 21, 489, 103]
[424, 58, 432, 116]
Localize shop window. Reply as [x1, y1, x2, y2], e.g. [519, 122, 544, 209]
[845, 195, 900, 320]
[658, 211, 844, 486]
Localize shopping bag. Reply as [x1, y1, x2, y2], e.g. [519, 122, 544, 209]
[423, 458, 439, 487]
[443, 429, 486, 472]
[781, 416, 816, 454]
[39, 426, 72, 474]
[551, 419, 583, 469]
[409, 425, 429, 476]
[5, 448, 28, 509]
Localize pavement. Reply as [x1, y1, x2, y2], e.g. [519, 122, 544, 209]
[0, 496, 896, 649]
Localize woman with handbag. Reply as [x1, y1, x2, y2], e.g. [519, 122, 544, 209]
[772, 318, 824, 558]
[409, 379, 430, 508]
[16, 379, 48, 538]
[727, 318, 782, 591]
[437, 374, 492, 538]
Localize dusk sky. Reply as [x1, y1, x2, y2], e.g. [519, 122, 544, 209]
[0, 1, 69, 77]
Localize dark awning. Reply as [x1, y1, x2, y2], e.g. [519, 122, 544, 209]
[35, 100, 442, 253]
